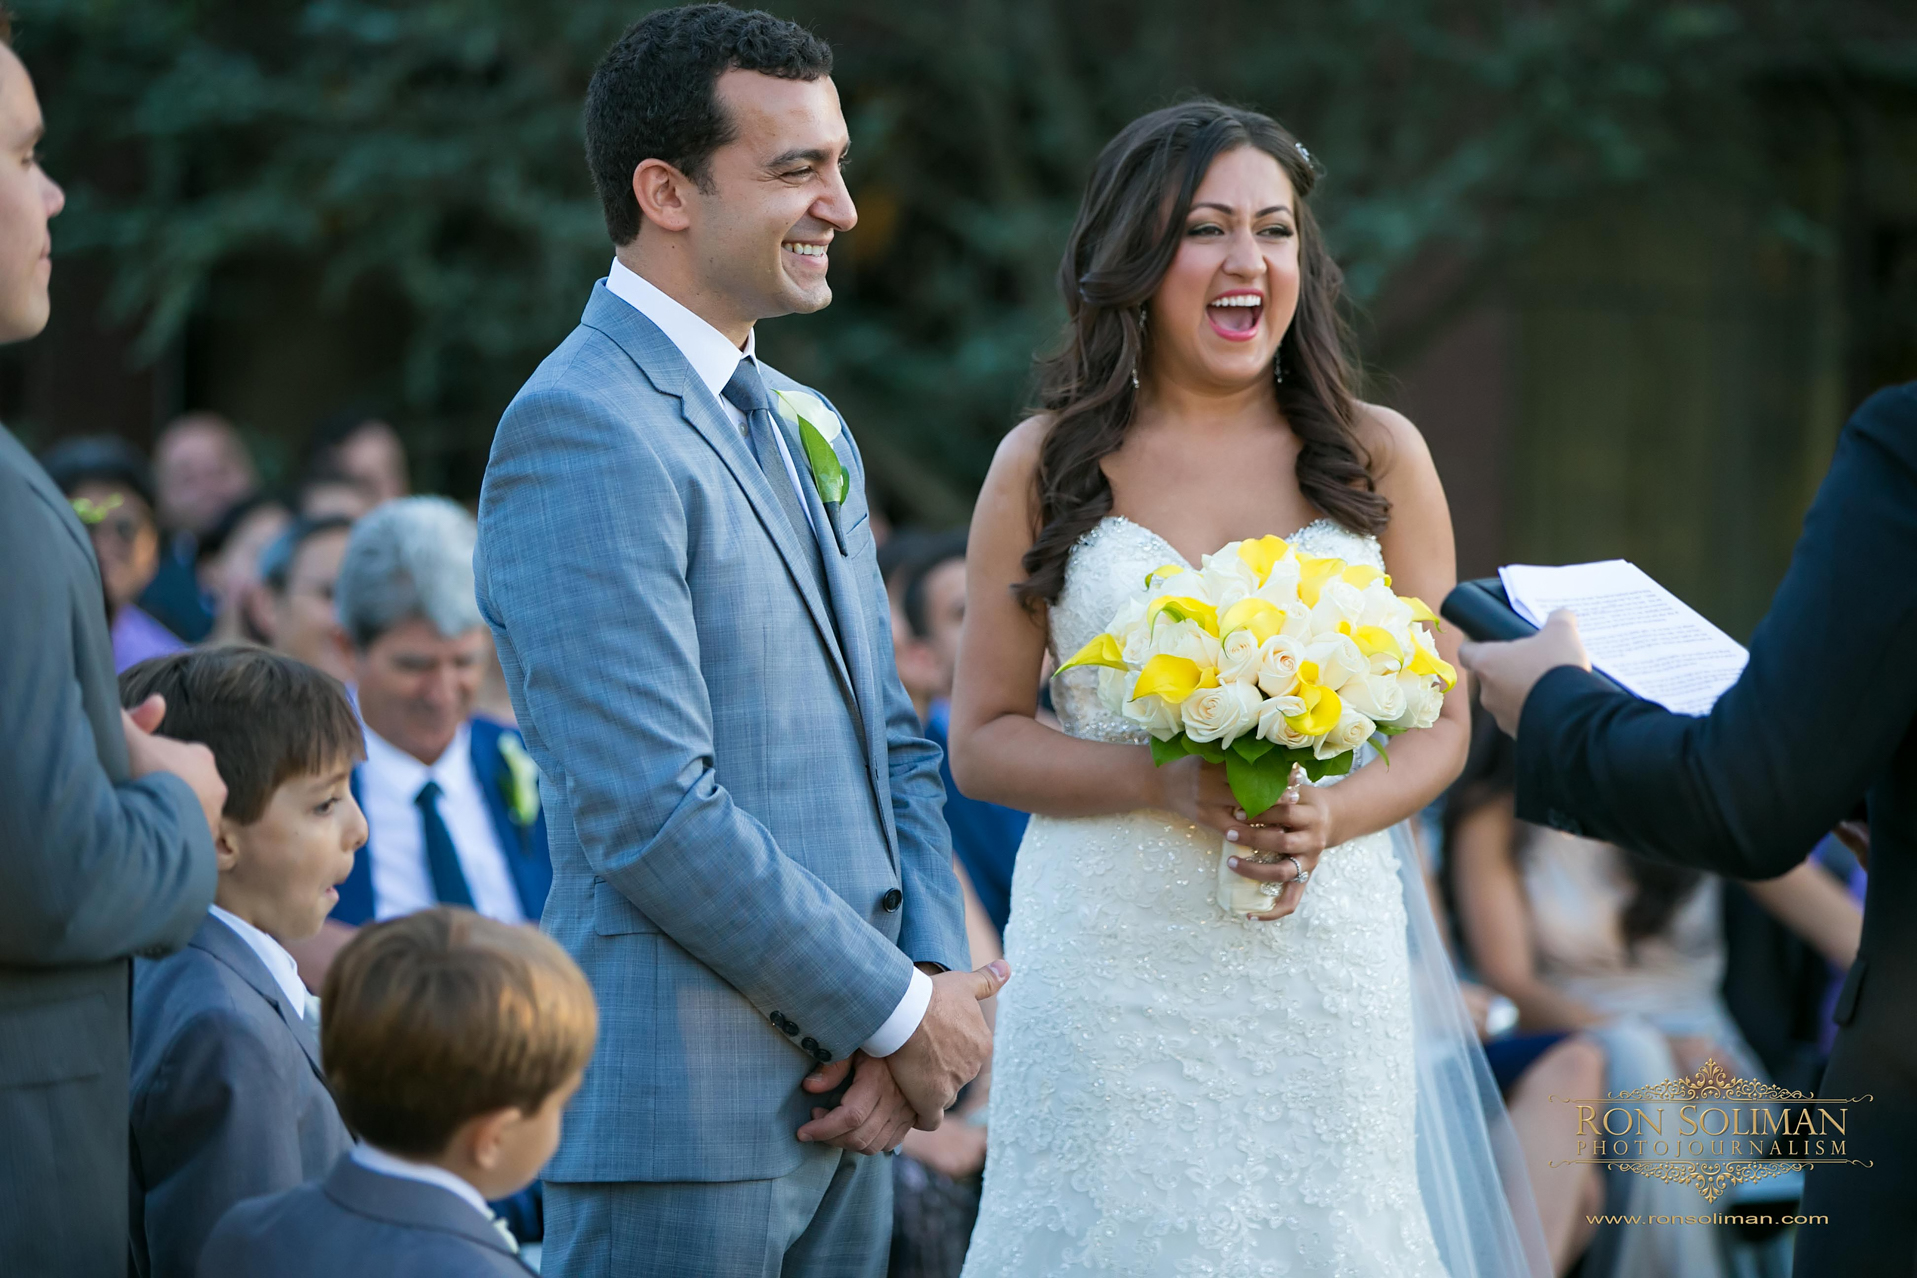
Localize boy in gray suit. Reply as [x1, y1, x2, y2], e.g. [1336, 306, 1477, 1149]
[200, 908, 598, 1277]
[122, 649, 367, 1277]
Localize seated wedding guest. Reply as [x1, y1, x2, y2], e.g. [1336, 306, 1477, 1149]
[1446, 712, 1860, 1278]
[198, 908, 596, 1278]
[328, 497, 552, 935]
[307, 407, 410, 507]
[252, 515, 356, 684]
[896, 531, 1028, 941]
[199, 492, 293, 647]
[144, 411, 258, 642]
[39, 435, 186, 671]
[293, 462, 377, 522]
[120, 648, 364, 1278]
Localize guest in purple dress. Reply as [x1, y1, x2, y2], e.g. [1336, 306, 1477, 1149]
[38, 436, 187, 671]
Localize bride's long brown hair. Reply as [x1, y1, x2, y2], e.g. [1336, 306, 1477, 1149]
[1016, 100, 1386, 609]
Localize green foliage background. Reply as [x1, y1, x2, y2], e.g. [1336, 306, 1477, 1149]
[13, 0, 1904, 516]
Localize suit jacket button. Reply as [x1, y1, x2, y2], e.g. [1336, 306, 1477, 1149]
[813, 1046, 832, 1063]
[801, 1036, 819, 1054]
[881, 888, 903, 913]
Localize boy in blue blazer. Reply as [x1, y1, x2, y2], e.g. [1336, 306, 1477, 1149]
[122, 649, 368, 1278]
[200, 908, 597, 1277]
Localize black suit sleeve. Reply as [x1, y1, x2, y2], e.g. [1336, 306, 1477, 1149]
[0, 474, 214, 965]
[1515, 384, 1917, 880]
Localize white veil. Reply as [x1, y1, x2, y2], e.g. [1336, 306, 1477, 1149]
[1388, 819, 1553, 1278]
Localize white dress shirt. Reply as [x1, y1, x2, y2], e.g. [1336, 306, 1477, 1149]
[208, 904, 308, 1019]
[350, 1144, 491, 1220]
[603, 259, 932, 1058]
[605, 259, 819, 538]
[358, 723, 528, 925]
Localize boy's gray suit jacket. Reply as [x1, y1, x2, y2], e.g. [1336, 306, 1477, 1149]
[474, 281, 969, 1183]
[130, 913, 351, 1278]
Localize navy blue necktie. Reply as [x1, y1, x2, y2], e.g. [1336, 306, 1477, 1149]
[414, 780, 475, 908]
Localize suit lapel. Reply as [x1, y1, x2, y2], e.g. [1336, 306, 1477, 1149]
[579, 284, 862, 724]
[0, 425, 102, 567]
[764, 398, 896, 863]
[194, 915, 326, 1082]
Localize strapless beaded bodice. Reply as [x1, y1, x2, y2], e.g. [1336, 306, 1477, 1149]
[1048, 515, 1387, 744]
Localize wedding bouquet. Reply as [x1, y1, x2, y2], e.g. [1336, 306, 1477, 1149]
[1055, 534, 1457, 913]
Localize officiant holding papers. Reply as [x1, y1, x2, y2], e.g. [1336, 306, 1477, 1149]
[1460, 382, 1917, 1276]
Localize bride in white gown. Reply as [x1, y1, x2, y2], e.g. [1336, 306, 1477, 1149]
[947, 101, 1547, 1277]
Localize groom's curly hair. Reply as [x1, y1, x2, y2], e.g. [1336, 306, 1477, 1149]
[586, 4, 833, 246]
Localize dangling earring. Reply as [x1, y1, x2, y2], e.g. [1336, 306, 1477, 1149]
[1132, 305, 1147, 391]
[1273, 344, 1285, 387]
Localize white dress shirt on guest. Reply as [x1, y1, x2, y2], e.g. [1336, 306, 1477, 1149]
[601, 258, 933, 1059]
[358, 722, 527, 925]
[209, 903, 308, 1018]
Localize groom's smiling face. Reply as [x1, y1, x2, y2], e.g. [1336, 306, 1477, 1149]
[687, 69, 856, 328]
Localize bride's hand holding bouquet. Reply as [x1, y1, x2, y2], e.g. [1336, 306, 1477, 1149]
[1057, 532, 1456, 919]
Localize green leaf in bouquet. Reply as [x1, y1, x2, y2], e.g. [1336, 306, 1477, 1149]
[1299, 749, 1355, 782]
[1368, 734, 1391, 766]
[1187, 737, 1227, 764]
[1225, 749, 1295, 820]
[1230, 735, 1275, 764]
[1375, 722, 1408, 736]
[1149, 735, 1191, 767]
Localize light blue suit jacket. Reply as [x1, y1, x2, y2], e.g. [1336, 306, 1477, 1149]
[474, 282, 967, 1184]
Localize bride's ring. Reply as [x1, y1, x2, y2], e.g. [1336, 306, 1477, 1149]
[1281, 853, 1310, 885]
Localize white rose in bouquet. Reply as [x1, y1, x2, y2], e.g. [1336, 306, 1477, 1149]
[1181, 680, 1263, 745]
[1314, 703, 1378, 760]
[1309, 579, 1365, 634]
[1340, 671, 1407, 723]
[1217, 627, 1264, 686]
[1255, 633, 1305, 697]
[1255, 693, 1316, 748]
[1096, 664, 1131, 719]
[1122, 683, 1184, 740]
[1358, 581, 1414, 636]
[1254, 553, 1303, 607]
[1148, 616, 1223, 669]
[1200, 548, 1259, 610]
[1109, 596, 1153, 664]
[1302, 633, 1368, 692]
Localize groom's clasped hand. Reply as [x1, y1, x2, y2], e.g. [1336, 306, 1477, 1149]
[796, 959, 1011, 1153]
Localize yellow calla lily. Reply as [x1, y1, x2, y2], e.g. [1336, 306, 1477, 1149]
[1284, 663, 1343, 735]
[1408, 633, 1458, 690]
[1145, 595, 1219, 637]
[1235, 535, 1289, 586]
[1056, 632, 1127, 673]
[1349, 624, 1404, 665]
[1219, 598, 1287, 643]
[1296, 554, 1346, 607]
[1402, 595, 1442, 630]
[1143, 563, 1185, 588]
[1131, 654, 1218, 705]
[1340, 564, 1391, 590]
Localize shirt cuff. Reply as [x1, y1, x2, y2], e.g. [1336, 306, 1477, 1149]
[860, 967, 933, 1058]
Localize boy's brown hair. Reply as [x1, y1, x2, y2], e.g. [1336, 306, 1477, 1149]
[119, 647, 364, 823]
[321, 908, 598, 1156]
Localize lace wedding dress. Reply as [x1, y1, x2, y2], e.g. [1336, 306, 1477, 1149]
[961, 517, 1545, 1278]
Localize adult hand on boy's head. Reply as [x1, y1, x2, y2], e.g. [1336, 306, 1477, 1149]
[123, 694, 227, 837]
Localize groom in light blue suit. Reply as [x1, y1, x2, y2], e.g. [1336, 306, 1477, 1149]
[473, 8, 1006, 1276]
